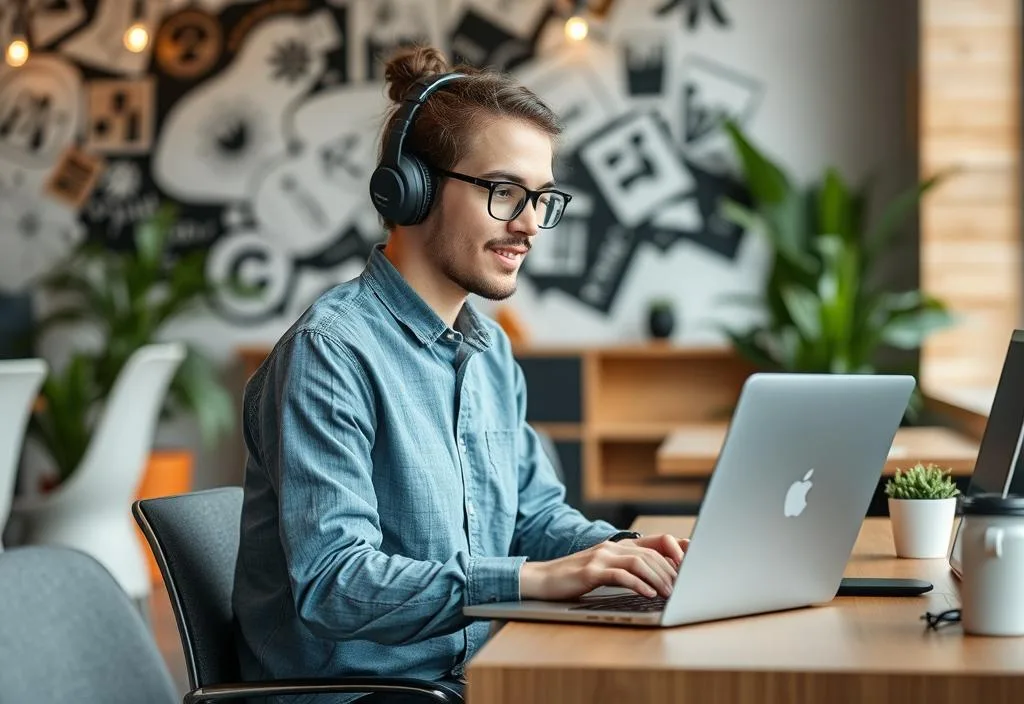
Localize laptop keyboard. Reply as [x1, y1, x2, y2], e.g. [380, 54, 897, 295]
[570, 594, 667, 612]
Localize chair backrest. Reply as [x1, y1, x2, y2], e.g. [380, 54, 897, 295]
[0, 359, 47, 549]
[0, 545, 178, 704]
[133, 486, 244, 690]
[52, 343, 185, 507]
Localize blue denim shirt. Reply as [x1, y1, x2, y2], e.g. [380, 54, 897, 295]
[233, 245, 619, 702]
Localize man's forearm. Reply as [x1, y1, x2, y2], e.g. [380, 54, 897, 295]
[512, 502, 618, 561]
[292, 545, 527, 644]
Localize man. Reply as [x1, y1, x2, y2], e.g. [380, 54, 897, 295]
[233, 46, 687, 703]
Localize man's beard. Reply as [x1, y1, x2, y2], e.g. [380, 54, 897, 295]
[426, 217, 517, 301]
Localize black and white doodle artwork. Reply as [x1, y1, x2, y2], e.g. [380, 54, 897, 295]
[1, 0, 758, 320]
[656, 0, 731, 32]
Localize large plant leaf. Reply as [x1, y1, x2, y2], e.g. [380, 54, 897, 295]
[135, 201, 177, 271]
[28, 354, 98, 481]
[168, 348, 235, 447]
[880, 305, 957, 349]
[814, 234, 861, 368]
[721, 327, 781, 370]
[780, 284, 822, 342]
[722, 119, 791, 204]
[865, 172, 946, 260]
[762, 189, 819, 276]
[818, 168, 852, 241]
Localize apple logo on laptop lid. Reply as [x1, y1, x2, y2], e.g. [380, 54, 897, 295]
[785, 469, 814, 517]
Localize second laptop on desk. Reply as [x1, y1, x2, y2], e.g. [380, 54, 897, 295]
[464, 372, 915, 627]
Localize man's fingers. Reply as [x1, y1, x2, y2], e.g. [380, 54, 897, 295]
[605, 568, 657, 598]
[605, 543, 676, 596]
[642, 534, 686, 566]
[638, 546, 677, 587]
[611, 553, 672, 598]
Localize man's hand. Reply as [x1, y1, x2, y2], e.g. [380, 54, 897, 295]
[618, 534, 690, 569]
[518, 534, 689, 601]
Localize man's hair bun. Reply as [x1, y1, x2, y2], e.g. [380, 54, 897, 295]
[383, 45, 451, 103]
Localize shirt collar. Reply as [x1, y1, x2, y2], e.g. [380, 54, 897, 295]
[362, 244, 492, 351]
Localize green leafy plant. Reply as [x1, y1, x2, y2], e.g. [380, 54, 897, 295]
[884, 463, 960, 500]
[716, 119, 957, 419]
[28, 202, 236, 484]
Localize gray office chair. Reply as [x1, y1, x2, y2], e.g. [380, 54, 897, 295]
[133, 487, 462, 704]
[0, 545, 180, 704]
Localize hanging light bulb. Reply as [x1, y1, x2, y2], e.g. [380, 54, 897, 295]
[5, 37, 28, 67]
[5, 0, 30, 67]
[564, 14, 588, 41]
[123, 0, 149, 53]
[123, 23, 149, 52]
[563, 0, 590, 42]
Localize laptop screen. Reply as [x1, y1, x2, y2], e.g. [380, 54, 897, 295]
[949, 329, 1024, 572]
[964, 329, 1024, 497]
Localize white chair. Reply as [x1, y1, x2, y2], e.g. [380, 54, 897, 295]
[11, 343, 186, 602]
[0, 359, 48, 551]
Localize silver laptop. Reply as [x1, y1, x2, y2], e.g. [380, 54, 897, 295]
[464, 372, 915, 627]
[949, 329, 1024, 579]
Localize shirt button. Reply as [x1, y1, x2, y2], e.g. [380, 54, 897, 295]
[467, 501, 474, 516]
[446, 332, 455, 341]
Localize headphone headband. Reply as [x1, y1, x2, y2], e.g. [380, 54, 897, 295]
[380, 72, 466, 168]
[370, 71, 466, 226]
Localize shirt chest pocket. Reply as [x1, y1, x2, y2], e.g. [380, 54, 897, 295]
[481, 429, 519, 519]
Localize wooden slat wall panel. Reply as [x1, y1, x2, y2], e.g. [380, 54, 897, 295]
[921, 0, 1021, 392]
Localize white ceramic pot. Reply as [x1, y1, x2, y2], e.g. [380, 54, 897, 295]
[888, 497, 957, 558]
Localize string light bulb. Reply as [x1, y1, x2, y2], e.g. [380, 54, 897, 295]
[123, 22, 150, 52]
[5, 37, 28, 67]
[5, 0, 30, 67]
[564, 14, 589, 41]
[123, 0, 149, 53]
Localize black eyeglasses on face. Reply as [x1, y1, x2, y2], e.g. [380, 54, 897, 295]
[433, 166, 572, 229]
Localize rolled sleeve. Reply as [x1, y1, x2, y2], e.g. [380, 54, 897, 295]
[567, 526, 622, 555]
[467, 555, 528, 605]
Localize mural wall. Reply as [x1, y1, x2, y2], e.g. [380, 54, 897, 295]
[0, 0, 772, 341]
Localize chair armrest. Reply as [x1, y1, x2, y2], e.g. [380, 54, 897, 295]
[183, 676, 463, 703]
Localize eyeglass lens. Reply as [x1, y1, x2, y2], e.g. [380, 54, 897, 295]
[489, 184, 567, 229]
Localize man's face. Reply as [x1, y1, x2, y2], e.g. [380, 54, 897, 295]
[425, 117, 554, 301]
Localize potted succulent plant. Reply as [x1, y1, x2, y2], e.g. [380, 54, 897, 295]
[884, 462, 960, 558]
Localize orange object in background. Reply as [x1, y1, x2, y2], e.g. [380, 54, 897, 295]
[135, 450, 193, 584]
[494, 306, 530, 347]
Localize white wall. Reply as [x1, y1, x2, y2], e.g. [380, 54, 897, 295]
[0, 0, 919, 488]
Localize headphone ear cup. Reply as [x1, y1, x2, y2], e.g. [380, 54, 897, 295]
[399, 154, 434, 226]
[414, 160, 436, 225]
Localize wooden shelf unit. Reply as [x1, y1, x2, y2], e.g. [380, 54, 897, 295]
[580, 345, 753, 503]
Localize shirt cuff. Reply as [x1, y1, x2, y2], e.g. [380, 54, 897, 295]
[467, 555, 528, 605]
[567, 519, 621, 555]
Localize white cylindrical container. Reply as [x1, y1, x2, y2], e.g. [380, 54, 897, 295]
[888, 497, 957, 559]
[959, 494, 1024, 637]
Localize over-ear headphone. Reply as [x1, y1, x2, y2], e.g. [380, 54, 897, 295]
[370, 72, 466, 227]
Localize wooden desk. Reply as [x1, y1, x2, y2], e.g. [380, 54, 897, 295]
[467, 517, 1024, 704]
[656, 424, 979, 477]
